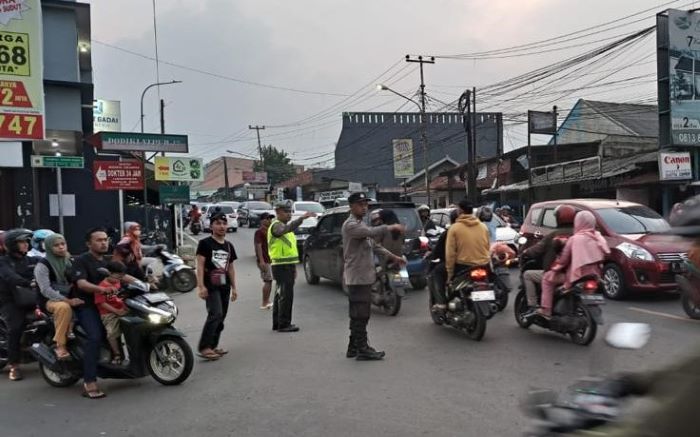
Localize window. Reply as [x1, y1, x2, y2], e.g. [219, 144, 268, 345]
[295, 202, 325, 213]
[529, 207, 543, 225]
[595, 207, 670, 235]
[430, 213, 447, 227]
[542, 208, 558, 228]
[247, 202, 272, 210]
[317, 216, 334, 234]
[331, 213, 349, 233]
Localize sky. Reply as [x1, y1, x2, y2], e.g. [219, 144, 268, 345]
[85, 0, 692, 166]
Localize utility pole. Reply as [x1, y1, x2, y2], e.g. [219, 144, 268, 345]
[223, 157, 230, 201]
[459, 89, 477, 202]
[249, 125, 266, 165]
[405, 55, 435, 207]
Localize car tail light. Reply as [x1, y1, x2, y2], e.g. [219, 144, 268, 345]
[419, 236, 429, 252]
[584, 279, 599, 291]
[470, 268, 488, 281]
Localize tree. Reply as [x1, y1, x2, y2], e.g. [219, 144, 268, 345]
[254, 144, 296, 186]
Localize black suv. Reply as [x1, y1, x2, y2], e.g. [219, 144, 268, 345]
[302, 202, 427, 290]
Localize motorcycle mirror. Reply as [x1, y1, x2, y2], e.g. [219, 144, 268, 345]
[605, 323, 651, 350]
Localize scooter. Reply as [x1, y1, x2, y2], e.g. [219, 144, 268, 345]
[30, 276, 194, 387]
[143, 244, 197, 293]
[189, 220, 202, 236]
[0, 307, 51, 369]
[371, 261, 410, 316]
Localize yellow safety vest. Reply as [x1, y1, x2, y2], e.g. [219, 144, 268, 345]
[267, 219, 299, 265]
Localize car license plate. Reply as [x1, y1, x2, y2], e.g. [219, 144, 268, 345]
[471, 290, 495, 301]
[671, 262, 686, 273]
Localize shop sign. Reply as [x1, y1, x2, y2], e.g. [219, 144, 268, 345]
[154, 156, 204, 181]
[659, 152, 692, 180]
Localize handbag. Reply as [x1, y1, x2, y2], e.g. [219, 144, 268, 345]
[13, 285, 40, 309]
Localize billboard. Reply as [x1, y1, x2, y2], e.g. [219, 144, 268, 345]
[659, 151, 692, 180]
[242, 171, 268, 183]
[93, 99, 121, 132]
[0, 0, 44, 140]
[392, 138, 414, 178]
[528, 110, 556, 135]
[93, 160, 144, 190]
[668, 9, 700, 145]
[154, 156, 204, 181]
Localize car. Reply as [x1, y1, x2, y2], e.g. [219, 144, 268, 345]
[292, 201, 325, 258]
[204, 204, 239, 233]
[430, 208, 520, 251]
[519, 199, 692, 299]
[237, 201, 275, 228]
[302, 201, 428, 290]
[198, 203, 214, 231]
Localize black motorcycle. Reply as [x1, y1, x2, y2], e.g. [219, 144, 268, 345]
[371, 261, 410, 316]
[513, 259, 604, 346]
[428, 265, 498, 341]
[31, 276, 194, 387]
[0, 307, 51, 370]
[189, 220, 202, 236]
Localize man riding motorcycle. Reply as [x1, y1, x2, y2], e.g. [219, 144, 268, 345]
[417, 204, 436, 233]
[445, 198, 490, 283]
[520, 205, 576, 309]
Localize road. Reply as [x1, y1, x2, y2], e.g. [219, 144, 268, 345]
[1, 227, 698, 437]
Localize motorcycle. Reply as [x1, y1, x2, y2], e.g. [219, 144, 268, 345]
[522, 323, 651, 436]
[513, 258, 605, 346]
[371, 261, 410, 316]
[428, 265, 498, 341]
[189, 220, 202, 236]
[491, 250, 514, 311]
[0, 307, 51, 369]
[140, 230, 168, 246]
[143, 244, 197, 293]
[30, 275, 194, 387]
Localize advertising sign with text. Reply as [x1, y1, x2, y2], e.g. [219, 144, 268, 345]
[154, 156, 203, 181]
[668, 9, 700, 145]
[392, 139, 414, 178]
[659, 152, 692, 180]
[93, 160, 144, 190]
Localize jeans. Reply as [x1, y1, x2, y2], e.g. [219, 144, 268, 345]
[1, 303, 26, 365]
[198, 286, 230, 351]
[75, 306, 104, 383]
[272, 264, 296, 329]
[430, 263, 447, 306]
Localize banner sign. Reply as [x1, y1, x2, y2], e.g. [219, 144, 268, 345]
[0, 0, 44, 140]
[154, 156, 203, 181]
[159, 185, 190, 204]
[668, 9, 700, 145]
[392, 138, 414, 178]
[89, 132, 189, 153]
[528, 110, 556, 135]
[93, 99, 121, 132]
[242, 171, 268, 183]
[93, 160, 144, 190]
[659, 152, 692, 180]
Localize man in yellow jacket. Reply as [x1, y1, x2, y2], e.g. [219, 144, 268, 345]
[445, 198, 491, 282]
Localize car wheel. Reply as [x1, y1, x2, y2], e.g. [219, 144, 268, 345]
[602, 263, 627, 300]
[304, 255, 319, 285]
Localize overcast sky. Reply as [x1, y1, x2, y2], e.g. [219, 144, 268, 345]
[86, 0, 685, 165]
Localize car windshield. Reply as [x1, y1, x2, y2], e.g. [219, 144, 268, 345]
[295, 203, 324, 213]
[369, 207, 422, 237]
[248, 202, 272, 210]
[595, 206, 671, 235]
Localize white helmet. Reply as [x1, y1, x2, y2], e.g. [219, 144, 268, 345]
[417, 204, 430, 212]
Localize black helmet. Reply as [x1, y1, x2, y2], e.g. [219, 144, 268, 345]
[4, 228, 33, 255]
[669, 195, 700, 236]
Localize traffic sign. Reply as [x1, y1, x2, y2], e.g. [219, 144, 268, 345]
[31, 155, 84, 168]
[159, 185, 190, 204]
[93, 160, 144, 190]
[87, 132, 189, 153]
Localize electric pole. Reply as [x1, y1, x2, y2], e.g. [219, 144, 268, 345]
[249, 125, 266, 166]
[405, 55, 435, 207]
[459, 89, 478, 203]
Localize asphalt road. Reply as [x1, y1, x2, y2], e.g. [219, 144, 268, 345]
[1, 227, 698, 437]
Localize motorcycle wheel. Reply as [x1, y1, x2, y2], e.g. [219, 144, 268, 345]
[0, 316, 8, 369]
[39, 362, 80, 387]
[171, 270, 197, 293]
[382, 291, 402, 316]
[463, 304, 487, 341]
[147, 336, 194, 386]
[410, 276, 427, 290]
[569, 302, 597, 346]
[682, 293, 700, 320]
[513, 290, 533, 329]
[191, 228, 200, 236]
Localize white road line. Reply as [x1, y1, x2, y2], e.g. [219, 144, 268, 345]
[627, 306, 700, 323]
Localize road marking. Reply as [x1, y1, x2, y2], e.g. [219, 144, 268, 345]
[627, 306, 700, 323]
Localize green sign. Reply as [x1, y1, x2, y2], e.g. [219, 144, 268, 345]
[159, 185, 190, 204]
[92, 132, 189, 153]
[30, 155, 84, 169]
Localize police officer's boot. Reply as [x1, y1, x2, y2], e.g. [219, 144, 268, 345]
[346, 335, 358, 358]
[354, 321, 385, 361]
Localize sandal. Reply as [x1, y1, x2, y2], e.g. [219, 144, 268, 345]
[82, 384, 106, 399]
[214, 348, 229, 355]
[8, 367, 22, 381]
[55, 347, 71, 361]
[110, 356, 123, 365]
[196, 350, 220, 361]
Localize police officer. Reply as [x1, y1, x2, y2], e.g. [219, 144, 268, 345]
[268, 200, 315, 332]
[342, 193, 405, 360]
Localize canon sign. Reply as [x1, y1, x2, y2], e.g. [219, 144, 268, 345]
[664, 155, 691, 165]
[659, 152, 692, 181]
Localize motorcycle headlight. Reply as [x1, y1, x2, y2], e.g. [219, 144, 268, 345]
[147, 309, 175, 324]
[616, 242, 653, 262]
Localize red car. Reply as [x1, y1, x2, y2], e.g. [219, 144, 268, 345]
[519, 199, 691, 299]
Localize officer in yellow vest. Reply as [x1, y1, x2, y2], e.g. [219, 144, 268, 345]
[268, 200, 316, 332]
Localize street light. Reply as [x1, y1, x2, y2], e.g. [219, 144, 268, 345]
[139, 80, 182, 233]
[378, 83, 430, 206]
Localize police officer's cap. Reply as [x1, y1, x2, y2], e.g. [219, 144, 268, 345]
[348, 192, 368, 204]
[274, 200, 293, 211]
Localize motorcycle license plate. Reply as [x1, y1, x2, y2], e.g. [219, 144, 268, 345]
[471, 290, 495, 301]
[581, 294, 605, 305]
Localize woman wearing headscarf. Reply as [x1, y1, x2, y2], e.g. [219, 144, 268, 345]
[538, 210, 610, 318]
[34, 233, 83, 360]
[113, 221, 147, 281]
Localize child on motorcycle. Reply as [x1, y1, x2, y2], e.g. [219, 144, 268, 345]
[95, 261, 129, 365]
[538, 210, 609, 318]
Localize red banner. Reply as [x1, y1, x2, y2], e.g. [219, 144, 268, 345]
[93, 160, 144, 190]
[0, 112, 43, 139]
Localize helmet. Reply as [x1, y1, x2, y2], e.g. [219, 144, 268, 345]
[5, 228, 33, 255]
[31, 229, 54, 252]
[417, 204, 430, 213]
[554, 205, 576, 227]
[123, 221, 140, 234]
[669, 195, 700, 236]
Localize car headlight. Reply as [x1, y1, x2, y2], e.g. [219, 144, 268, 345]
[616, 242, 653, 261]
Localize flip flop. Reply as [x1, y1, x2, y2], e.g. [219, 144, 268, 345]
[55, 348, 71, 361]
[196, 351, 220, 361]
[214, 348, 228, 355]
[82, 384, 106, 399]
[8, 367, 22, 381]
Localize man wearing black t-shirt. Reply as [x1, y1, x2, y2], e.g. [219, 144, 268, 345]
[196, 212, 238, 360]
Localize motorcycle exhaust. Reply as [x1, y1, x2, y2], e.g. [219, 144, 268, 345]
[30, 342, 62, 371]
[488, 302, 499, 313]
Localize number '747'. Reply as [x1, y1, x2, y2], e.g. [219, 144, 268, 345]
[0, 114, 36, 135]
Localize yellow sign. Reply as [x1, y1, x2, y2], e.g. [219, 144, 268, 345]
[0, 0, 43, 140]
[154, 156, 204, 182]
